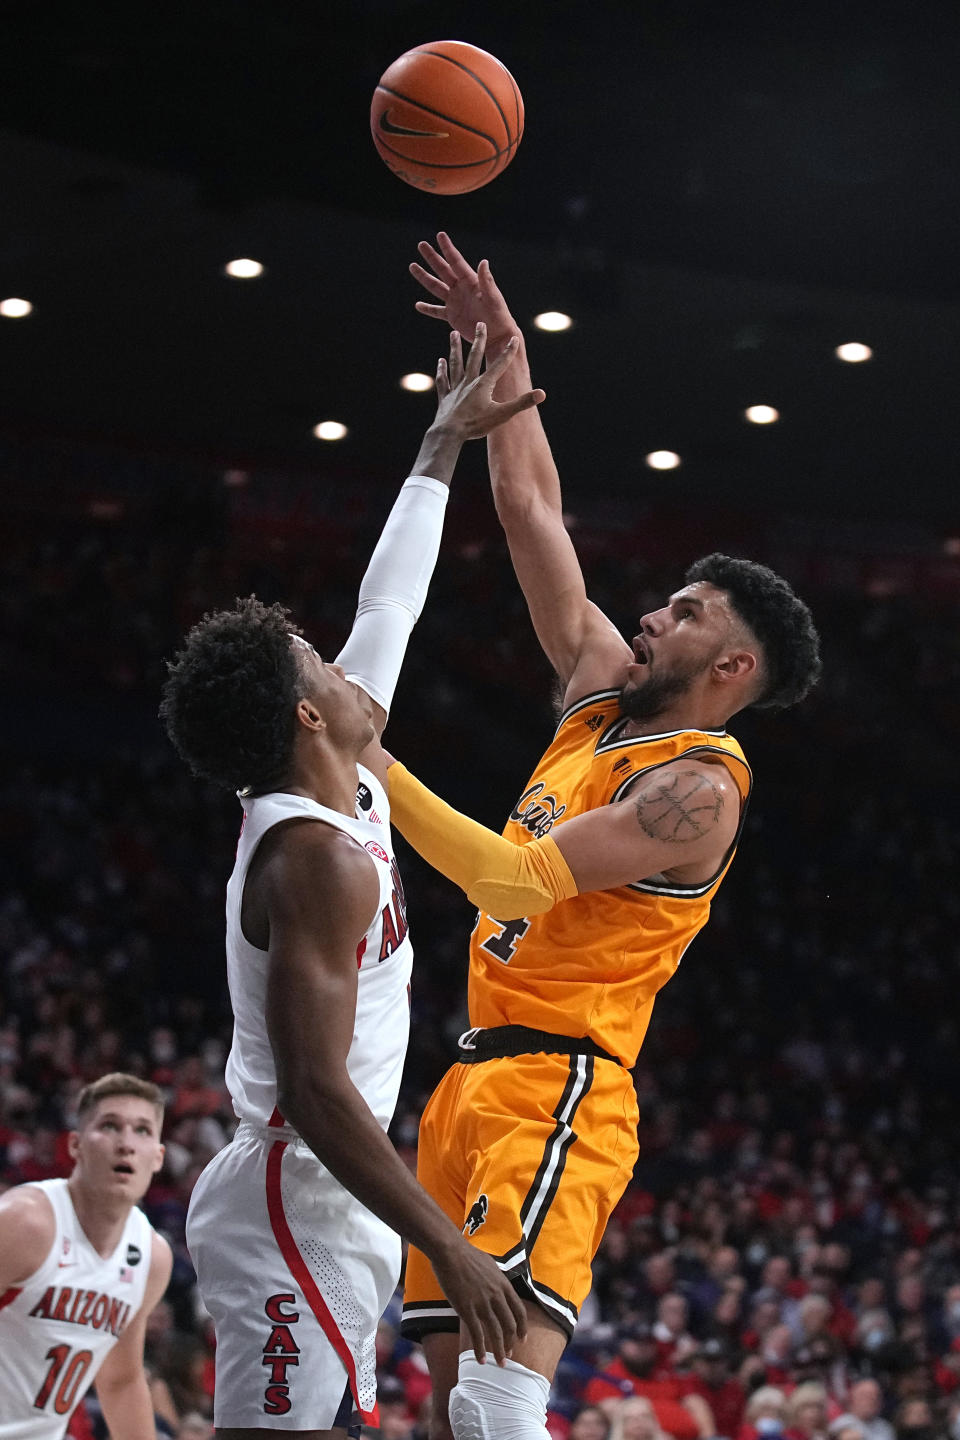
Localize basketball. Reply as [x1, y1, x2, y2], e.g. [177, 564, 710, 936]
[370, 40, 524, 195]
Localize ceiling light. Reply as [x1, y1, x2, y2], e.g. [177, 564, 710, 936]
[744, 405, 779, 425]
[313, 421, 348, 441]
[0, 297, 33, 318]
[400, 372, 434, 392]
[532, 311, 573, 332]
[224, 258, 265, 279]
[645, 450, 681, 470]
[835, 342, 872, 363]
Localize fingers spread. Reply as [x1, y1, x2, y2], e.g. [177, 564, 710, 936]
[436, 231, 467, 268]
[448, 330, 465, 387]
[414, 302, 449, 323]
[410, 261, 449, 299]
[418, 240, 456, 284]
[464, 321, 487, 381]
[435, 356, 450, 399]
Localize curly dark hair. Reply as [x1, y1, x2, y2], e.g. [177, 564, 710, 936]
[684, 553, 822, 711]
[160, 596, 307, 792]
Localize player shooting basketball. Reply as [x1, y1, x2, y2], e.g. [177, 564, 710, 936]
[379, 233, 823, 1440]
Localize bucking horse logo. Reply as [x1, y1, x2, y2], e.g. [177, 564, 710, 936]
[463, 1193, 489, 1236]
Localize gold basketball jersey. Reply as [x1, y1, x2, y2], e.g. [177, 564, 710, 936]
[468, 691, 752, 1066]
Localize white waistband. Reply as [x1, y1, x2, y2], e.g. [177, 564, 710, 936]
[235, 1118, 304, 1144]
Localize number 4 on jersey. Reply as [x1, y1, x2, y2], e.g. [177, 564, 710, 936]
[479, 916, 530, 964]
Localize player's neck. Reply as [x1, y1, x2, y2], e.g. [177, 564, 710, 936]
[620, 703, 727, 738]
[67, 1176, 131, 1259]
[284, 753, 360, 817]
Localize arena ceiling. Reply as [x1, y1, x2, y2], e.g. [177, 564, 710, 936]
[1, 0, 959, 526]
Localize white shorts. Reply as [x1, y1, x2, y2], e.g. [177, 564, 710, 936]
[186, 1122, 401, 1430]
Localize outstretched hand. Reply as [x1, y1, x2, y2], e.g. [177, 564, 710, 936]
[434, 322, 544, 439]
[411, 231, 518, 347]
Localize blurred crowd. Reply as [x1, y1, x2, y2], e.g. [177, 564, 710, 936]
[1, 435, 959, 1438]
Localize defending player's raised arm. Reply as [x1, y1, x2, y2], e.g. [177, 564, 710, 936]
[337, 324, 544, 738]
[411, 232, 631, 699]
[0, 1186, 55, 1290]
[387, 756, 741, 919]
[257, 819, 527, 1365]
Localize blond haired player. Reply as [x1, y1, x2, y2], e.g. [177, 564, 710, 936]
[0, 1073, 172, 1439]
[388, 233, 823, 1440]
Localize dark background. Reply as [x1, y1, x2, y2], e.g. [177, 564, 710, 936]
[1, 0, 959, 524]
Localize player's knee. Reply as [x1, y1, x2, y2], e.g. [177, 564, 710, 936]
[448, 1354, 551, 1440]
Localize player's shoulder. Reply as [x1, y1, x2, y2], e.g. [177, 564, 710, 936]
[258, 813, 380, 924]
[263, 812, 373, 874]
[0, 1182, 57, 1231]
[622, 750, 742, 841]
[631, 746, 741, 791]
[0, 1184, 57, 1280]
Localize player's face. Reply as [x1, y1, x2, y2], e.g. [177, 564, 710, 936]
[621, 582, 734, 720]
[69, 1095, 165, 1203]
[292, 638, 376, 750]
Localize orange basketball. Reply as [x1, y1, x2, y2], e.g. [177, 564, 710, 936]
[370, 40, 524, 195]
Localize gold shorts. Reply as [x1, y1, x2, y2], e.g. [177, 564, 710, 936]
[401, 1047, 639, 1339]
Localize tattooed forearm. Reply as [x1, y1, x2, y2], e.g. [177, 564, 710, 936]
[632, 769, 725, 842]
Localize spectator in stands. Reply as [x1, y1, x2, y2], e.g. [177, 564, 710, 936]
[743, 1294, 784, 1354]
[684, 1339, 747, 1437]
[892, 1398, 938, 1440]
[738, 1387, 789, 1440]
[583, 1322, 716, 1440]
[759, 1258, 802, 1329]
[609, 1396, 671, 1440]
[643, 1254, 682, 1311]
[691, 1247, 744, 1329]
[785, 1383, 830, 1440]
[828, 1417, 866, 1440]
[847, 1379, 896, 1440]
[568, 1405, 613, 1440]
[796, 1298, 836, 1348]
[655, 1292, 699, 1366]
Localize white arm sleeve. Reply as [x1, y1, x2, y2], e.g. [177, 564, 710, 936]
[335, 475, 449, 714]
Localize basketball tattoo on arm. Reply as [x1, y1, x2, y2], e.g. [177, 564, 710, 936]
[631, 768, 726, 842]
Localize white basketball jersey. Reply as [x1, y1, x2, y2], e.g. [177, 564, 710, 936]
[224, 764, 413, 1131]
[0, 1179, 153, 1439]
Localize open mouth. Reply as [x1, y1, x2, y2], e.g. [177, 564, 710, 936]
[113, 1163, 135, 1175]
[632, 639, 649, 665]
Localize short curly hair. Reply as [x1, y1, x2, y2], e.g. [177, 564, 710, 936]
[684, 553, 821, 711]
[160, 596, 307, 792]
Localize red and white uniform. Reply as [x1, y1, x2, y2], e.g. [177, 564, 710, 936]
[186, 766, 413, 1431]
[0, 1179, 152, 1439]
